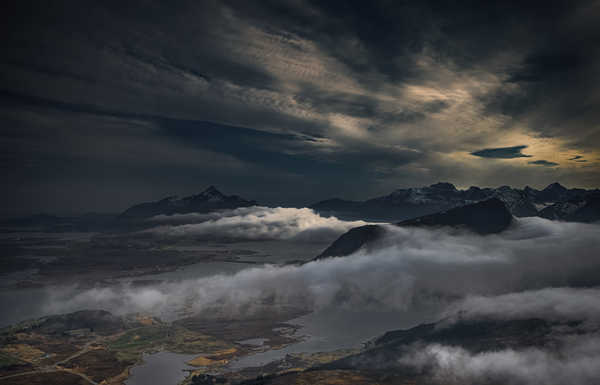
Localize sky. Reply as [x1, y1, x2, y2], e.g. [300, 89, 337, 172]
[2, 0, 600, 217]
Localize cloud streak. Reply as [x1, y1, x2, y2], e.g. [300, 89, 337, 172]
[444, 287, 600, 325]
[470, 145, 532, 159]
[529, 160, 559, 167]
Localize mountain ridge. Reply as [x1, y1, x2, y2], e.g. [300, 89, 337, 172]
[315, 198, 514, 260]
[118, 186, 258, 219]
[311, 182, 597, 222]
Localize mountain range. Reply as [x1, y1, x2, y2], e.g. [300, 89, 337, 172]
[311, 182, 599, 222]
[3, 183, 598, 232]
[118, 186, 258, 219]
[119, 181, 599, 223]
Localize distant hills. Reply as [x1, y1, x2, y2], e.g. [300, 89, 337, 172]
[118, 186, 258, 219]
[311, 182, 599, 222]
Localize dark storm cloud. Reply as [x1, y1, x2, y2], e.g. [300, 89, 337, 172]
[1, 1, 276, 91]
[529, 160, 559, 167]
[1, 0, 599, 215]
[0, 89, 419, 215]
[470, 145, 532, 159]
[232, 0, 579, 83]
[478, 2, 600, 150]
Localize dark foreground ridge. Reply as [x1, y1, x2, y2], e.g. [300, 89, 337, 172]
[318, 317, 572, 372]
[314, 225, 386, 260]
[316, 198, 512, 259]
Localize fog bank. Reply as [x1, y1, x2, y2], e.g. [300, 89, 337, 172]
[144, 206, 371, 242]
[43, 217, 600, 320]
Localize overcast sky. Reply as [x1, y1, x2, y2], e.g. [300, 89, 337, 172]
[2, 0, 600, 216]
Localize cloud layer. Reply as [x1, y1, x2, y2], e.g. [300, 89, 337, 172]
[144, 206, 370, 242]
[35, 217, 600, 383]
[399, 336, 600, 385]
[471, 145, 532, 159]
[529, 160, 559, 167]
[42, 218, 600, 320]
[444, 287, 600, 325]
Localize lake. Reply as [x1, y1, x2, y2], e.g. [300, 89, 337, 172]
[125, 351, 197, 385]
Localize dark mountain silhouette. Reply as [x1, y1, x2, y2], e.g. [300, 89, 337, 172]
[535, 182, 583, 202]
[119, 186, 257, 219]
[398, 198, 512, 234]
[3, 183, 597, 232]
[314, 225, 386, 260]
[316, 198, 512, 259]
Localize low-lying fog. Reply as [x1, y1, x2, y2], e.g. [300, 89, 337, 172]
[42, 216, 600, 319]
[143, 206, 371, 242]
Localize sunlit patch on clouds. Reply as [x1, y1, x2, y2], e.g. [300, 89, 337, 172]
[144, 206, 371, 242]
